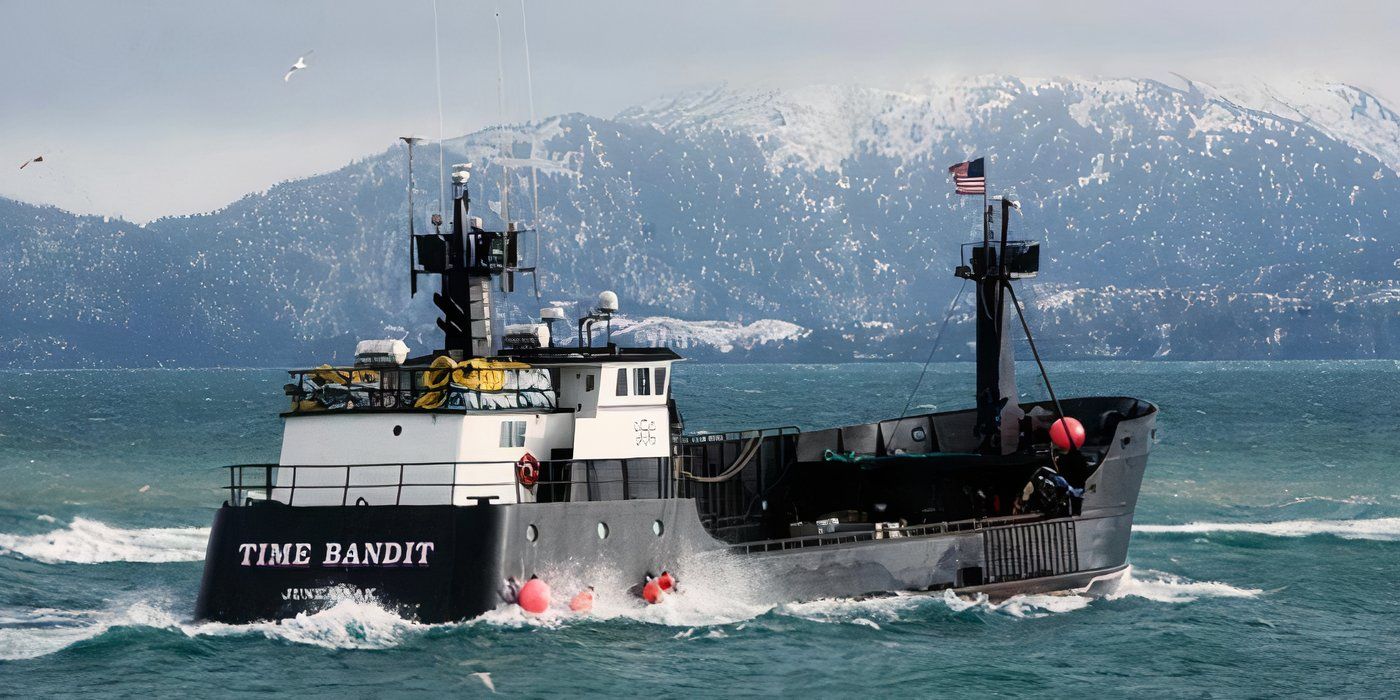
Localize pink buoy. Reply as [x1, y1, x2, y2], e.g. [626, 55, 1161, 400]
[569, 587, 595, 613]
[517, 577, 550, 614]
[1050, 417, 1086, 451]
[642, 578, 665, 605]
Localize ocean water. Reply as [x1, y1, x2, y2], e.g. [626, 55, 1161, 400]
[1, 361, 1398, 697]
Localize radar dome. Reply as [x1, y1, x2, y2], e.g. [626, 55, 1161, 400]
[597, 290, 619, 313]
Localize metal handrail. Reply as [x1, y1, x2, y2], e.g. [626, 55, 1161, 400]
[220, 457, 671, 507]
[730, 513, 1043, 554]
[679, 425, 800, 444]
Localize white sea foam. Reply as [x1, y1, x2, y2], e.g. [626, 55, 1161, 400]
[191, 600, 428, 650]
[0, 598, 432, 660]
[0, 517, 210, 564]
[1134, 517, 1400, 541]
[1106, 568, 1262, 603]
[0, 602, 181, 661]
[0, 567, 1262, 660]
[936, 589, 1095, 618]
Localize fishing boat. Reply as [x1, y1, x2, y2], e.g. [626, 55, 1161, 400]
[194, 154, 1156, 622]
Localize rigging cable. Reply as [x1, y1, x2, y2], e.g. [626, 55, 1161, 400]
[888, 278, 970, 442]
[519, 0, 543, 301]
[431, 0, 446, 214]
[1004, 281, 1065, 424]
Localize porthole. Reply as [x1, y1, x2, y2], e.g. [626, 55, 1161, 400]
[596, 522, 610, 540]
[911, 427, 927, 442]
[392, 425, 402, 436]
[652, 520, 664, 537]
[526, 524, 538, 542]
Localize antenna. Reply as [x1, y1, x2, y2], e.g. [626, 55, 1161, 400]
[492, 2, 510, 225]
[430, 0, 446, 215]
[401, 136, 424, 296]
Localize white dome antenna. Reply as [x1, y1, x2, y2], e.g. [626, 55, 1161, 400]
[450, 162, 473, 185]
[596, 290, 619, 314]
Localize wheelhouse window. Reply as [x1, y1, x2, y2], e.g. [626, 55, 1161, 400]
[585, 374, 596, 392]
[635, 367, 651, 395]
[654, 367, 667, 396]
[615, 368, 628, 396]
[499, 420, 526, 448]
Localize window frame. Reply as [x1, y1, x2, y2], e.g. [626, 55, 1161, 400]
[499, 420, 527, 448]
[654, 367, 667, 396]
[635, 367, 651, 396]
[615, 368, 628, 396]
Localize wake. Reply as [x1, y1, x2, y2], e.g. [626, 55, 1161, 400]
[1133, 517, 1400, 541]
[0, 517, 210, 564]
[0, 567, 1260, 661]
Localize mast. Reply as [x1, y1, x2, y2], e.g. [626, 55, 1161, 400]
[401, 136, 423, 297]
[409, 163, 529, 358]
[953, 166, 1039, 453]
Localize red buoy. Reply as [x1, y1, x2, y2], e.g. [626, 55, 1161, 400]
[657, 571, 676, 592]
[517, 576, 550, 614]
[569, 587, 595, 613]
[642, 578, 665, 605]
[1050, 417, 1086, 451]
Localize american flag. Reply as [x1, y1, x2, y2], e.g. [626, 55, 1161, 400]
[947, 157, 985, 195]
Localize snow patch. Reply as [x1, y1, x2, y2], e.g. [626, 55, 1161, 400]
[609, 316, 808, 353]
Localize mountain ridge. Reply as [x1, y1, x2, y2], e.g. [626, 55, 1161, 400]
[2, 75, 1397, 367]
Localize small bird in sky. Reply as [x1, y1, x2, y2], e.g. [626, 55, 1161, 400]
[19, 155, 43, 170]
[283, 50, 313, 82]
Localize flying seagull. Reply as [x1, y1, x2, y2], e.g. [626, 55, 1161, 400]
[19, 155, 43, 170]
[283, 50, 313, 82]
[470, 672, 495, 693]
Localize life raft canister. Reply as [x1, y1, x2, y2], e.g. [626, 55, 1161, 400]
[516, 452, 540, 488]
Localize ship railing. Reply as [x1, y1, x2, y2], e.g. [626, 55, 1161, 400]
[675, 426, 800, 537]
[728, 513, 1044, 554]
[284, 365, 559, 414]
[677, 425, 800, 444]
[219, 457, 671, 507]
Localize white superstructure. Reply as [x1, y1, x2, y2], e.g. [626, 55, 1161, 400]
[268, 355, 676, 507]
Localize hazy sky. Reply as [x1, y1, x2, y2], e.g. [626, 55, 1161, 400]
[2, 0, 1397, 221]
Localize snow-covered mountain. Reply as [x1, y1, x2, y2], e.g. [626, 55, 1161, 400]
[1, 75, 1397, 367]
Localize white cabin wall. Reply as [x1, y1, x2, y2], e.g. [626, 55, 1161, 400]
[275, 411, 575, 506]
[450, 412, 575, 505]
[557, 365, 603, 418]
[572, 361, 673, 459]
[279, 413, 464, 466]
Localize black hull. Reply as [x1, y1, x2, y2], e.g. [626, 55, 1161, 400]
[197, 399, 1155, 624]
[195, 504, 506, 624]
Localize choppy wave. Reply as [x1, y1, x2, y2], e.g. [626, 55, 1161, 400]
[0, 599, 427, 661]
[0, 517, 210, 564]
[1134, 517, 1400, 541]
[0, 602, 182, 661]
[0, 567, 1260, 660]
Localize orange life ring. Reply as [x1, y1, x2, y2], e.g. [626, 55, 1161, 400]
[516, 452, 540, 488]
